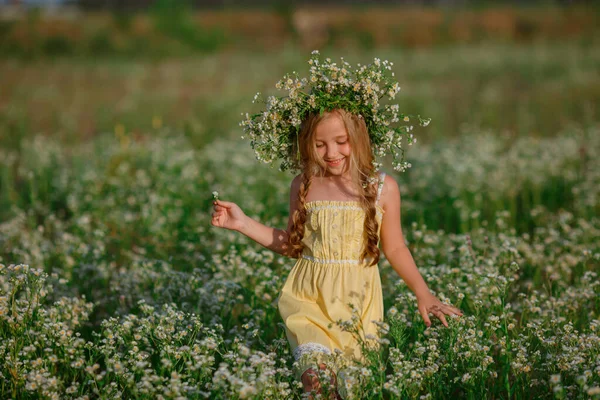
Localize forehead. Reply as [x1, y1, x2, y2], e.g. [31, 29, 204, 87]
[314, 114, 348, 141]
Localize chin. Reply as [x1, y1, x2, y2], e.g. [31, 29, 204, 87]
[325, 161, 349, 176]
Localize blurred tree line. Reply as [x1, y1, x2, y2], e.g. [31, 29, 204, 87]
[1, 0, 595, 9]
[0, 0, 597, 58]
[84, 0, 596, 9]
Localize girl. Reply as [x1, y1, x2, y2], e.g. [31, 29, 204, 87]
[211, 108, 462, 398]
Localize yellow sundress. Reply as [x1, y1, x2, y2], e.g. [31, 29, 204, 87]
[277, 172, 386, 381]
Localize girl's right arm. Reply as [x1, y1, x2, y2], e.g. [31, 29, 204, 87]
[211, 175, 302, 258]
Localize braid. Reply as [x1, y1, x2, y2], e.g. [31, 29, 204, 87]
[289, 172, 312, 258]
[359, 174, 380, 267]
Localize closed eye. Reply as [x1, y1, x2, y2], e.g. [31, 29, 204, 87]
[315, 140, 347, 148]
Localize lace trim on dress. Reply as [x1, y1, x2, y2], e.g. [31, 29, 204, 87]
[301, 254, 374, 265]
[306, 203, 383, 218]
[307, 204, 358, 212]
[302, 254, 359, 264]
[293, 342, 332, 360]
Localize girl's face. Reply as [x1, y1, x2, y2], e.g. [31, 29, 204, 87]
[314, 113, 352, 177]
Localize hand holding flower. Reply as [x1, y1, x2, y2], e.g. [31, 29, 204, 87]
[211, 200, 247, 232]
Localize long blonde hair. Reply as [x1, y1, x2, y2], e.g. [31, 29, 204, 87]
[288, 109, 380, 267]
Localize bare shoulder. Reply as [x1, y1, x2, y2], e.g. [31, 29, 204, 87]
[380, 173, 400, 211]
[289, 173, 304, 200]
[286, 174, 304, 231]
[291, 173, 303, 192]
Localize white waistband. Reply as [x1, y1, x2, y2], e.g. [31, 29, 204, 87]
[302, 254, 374, 265]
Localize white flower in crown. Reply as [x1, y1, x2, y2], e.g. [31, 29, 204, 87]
[240, 50, 431, 173]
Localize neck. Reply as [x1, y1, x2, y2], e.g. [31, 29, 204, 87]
[321, 166, 352, 180]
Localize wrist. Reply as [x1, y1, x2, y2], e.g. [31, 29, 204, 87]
[236, 215, 251, 233]
[414, 286, 432, 300]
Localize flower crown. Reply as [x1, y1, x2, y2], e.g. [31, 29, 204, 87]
[240, 50, 430, 173]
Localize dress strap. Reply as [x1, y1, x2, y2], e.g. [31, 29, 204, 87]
[376, 171, 386, 205]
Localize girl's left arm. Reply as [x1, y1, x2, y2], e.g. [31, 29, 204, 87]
[379, 175, 463, 327]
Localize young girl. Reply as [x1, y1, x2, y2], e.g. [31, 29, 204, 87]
[211, 108, 462, 398]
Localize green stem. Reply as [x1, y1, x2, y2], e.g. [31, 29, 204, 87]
[501, 297, 512, 398]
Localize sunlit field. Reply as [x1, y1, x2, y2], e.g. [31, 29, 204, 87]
[1, 41, 598, 146]
[1, 31, 599, 399]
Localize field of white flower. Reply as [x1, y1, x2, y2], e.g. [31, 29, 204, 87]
[0, 123, 599, 398]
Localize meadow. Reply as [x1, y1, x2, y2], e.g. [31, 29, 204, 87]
[0, 27, 599, 400]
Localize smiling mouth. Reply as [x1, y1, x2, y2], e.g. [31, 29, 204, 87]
[325, 158, 344, 166]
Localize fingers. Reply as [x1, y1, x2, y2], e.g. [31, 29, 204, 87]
[447, 304, 463, 316]
[418, 305, 431, 328]
[211, 201, 227, 227]
[432, 308, 449, 327]
[214, 199, 233, 208]
[422, 304, 463, 328]
[211, 209, 224, 226]
[440, 303, 463, 317]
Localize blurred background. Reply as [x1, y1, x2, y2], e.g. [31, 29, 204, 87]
[0, 0, 598, 144]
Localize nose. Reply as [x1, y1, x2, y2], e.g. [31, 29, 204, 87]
[326, 145, 338, 159]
